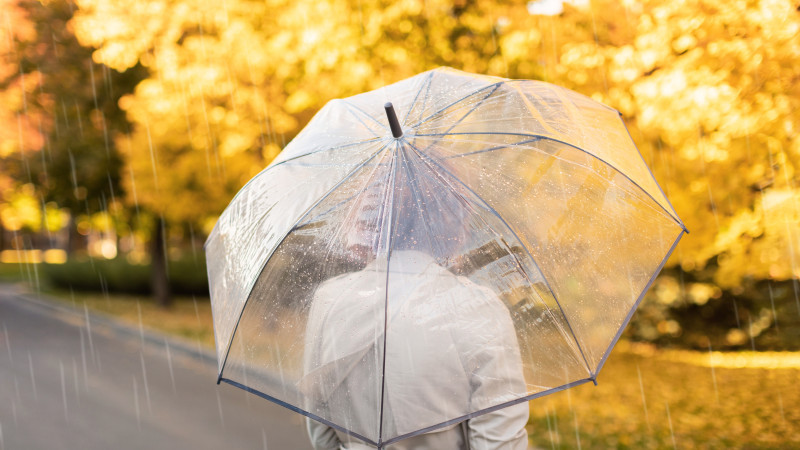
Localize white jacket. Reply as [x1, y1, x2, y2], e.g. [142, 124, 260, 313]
[302, 251, 529, 450]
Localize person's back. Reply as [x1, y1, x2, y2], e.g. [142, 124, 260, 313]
[302, 250, 529, 450]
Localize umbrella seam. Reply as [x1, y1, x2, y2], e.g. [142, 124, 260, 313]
[380, 377, 595, 446]
[377, 140, 401, 448]
[218, 377, 379, 447]
[404, 141, 594, 378]
[617, 112, 687, 231]
[439, 137, 542, 159]
[417, 134, 671, 224]
[343, 100, 390, 131]
[396, 144, 441, 264]
[593, 228, 686, 376]
[410, 82, 503, 129]
[432, 84, 503, 139]
[508, 83, 565, 137]
[216, 144, 389, 382]
[414, 131, 685, 231]
[402, 71, 435, 125]
[203, 137, 382, 249]
[342, 101, 386, 137]
[294, 161, 395, 228]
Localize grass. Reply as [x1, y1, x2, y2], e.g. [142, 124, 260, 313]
[527, 341, 800, 449]
[45, 288, 216, 349]
[0, 261, 36, 282]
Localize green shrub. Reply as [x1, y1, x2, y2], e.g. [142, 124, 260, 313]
[167, 257, 210, 295]
[42, 256, 208, 296]
[628, 267, 800, 351]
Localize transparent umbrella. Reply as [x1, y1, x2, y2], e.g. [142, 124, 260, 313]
[205, 67, 687, 449]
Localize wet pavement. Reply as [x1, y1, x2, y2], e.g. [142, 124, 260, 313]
[0, 285, 313, 450]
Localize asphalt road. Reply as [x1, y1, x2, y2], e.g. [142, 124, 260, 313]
[0, 285, 313, 450]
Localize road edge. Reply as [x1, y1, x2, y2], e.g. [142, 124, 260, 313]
[4, 284, 216, 367]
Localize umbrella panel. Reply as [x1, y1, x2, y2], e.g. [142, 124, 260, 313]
[222, 148, 398, 443]
[413, 79, 679, 222]
[411, 135, 685, 369]
[210, 67, 687, 447]
[379, 143, 590, 441]
[344, 68, 504, 135]
[221, 140, 615, 445]
[206, 140, 386, 373]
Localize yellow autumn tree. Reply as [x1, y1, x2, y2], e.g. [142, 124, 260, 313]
[72, 0, 800, 296]
[494, 0, 800, 290]
[0, 0, 43, 184]
[71, 0, 513, 304]
[71, 0, 515, 231]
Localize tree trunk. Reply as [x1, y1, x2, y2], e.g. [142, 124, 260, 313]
[66, 214, 84, 257]
[151, 216, 171, 307]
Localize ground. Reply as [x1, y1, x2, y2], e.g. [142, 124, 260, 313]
[7, 276, 800, 449]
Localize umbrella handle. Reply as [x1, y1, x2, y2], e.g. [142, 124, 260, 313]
[384, 102, 404, 138]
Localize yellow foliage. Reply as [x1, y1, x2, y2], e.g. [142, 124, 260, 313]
[529, 343, 800, 448]
[0, 184, 41, 231]
[500, 0, 800, 288]
[69, 0, 800, 290]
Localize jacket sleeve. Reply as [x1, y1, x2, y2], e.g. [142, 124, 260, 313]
[455, 284, 530, 450]
[466, 403, 529, 450]
[307, 418, 342, 450]
[304, 287, 343, 450]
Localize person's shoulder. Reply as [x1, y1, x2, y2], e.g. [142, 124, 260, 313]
[452, 275, 501, 300]
[314, 271, 361, 300]
[447, 275, 511, 315]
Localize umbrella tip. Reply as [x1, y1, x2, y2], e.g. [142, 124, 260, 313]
[384, 102, 403, 138]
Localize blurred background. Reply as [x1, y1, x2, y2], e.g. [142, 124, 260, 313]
[0, 0, 798, 448]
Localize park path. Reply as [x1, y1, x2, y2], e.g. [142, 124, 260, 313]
[0, 284, 313, 450]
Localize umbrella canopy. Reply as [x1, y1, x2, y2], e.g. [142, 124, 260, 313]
[205, 67, 687, 448]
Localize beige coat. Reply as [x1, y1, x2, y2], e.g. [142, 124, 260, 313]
[302, 251, 529, 450]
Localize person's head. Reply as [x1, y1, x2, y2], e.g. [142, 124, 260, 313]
[344, 166, 472, 264]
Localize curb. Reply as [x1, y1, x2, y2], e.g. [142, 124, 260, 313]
[7, 286, 216, 367]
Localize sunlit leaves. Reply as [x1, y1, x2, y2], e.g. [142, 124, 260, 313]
[69, 0, 516, 227]
[68, 0, 799, 290]
[0, 183, 68, 232]
[502, 0, 800, 288]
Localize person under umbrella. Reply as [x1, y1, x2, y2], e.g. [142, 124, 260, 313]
[206, 68, 686, 450]
[300, 139, 530, 450]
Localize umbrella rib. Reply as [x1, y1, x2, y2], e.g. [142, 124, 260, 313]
[507, 82, 564, 137]
[405, 141, 595, 379]
[413, 131, 686, 231]
[377, 140, 400, 448]
[343, 100, 389, 133]
[205, 137, 383, 249]
[268, 138, 383, 168]
[218, 378, 379, 447]
[617, 112, 685, 229]
[438, 137, 543, 160]
[593, 228, 686, 376]
[396, 144, 440, 258]
[381, 377, 595, 447]
[216, 144, 390, 382]
[434, 83, 502, 138]
[294, 160, 394, 228]
[410, 82, 503, 129]
[402, 71, 435, 125]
